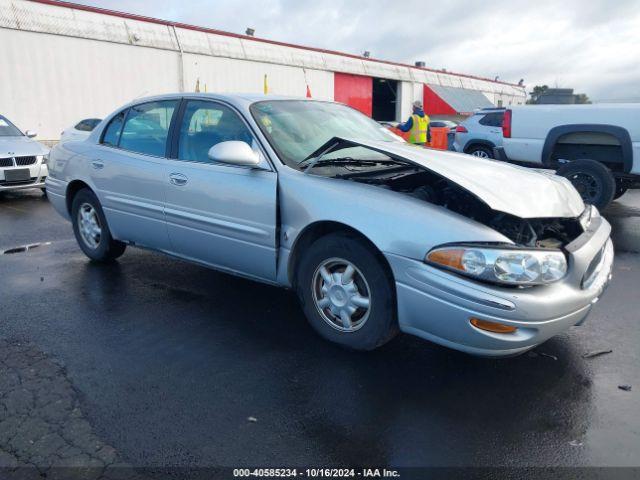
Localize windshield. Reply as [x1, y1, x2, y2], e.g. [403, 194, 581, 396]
[250, 100, 400, 168]
[0, 116, 23, 137]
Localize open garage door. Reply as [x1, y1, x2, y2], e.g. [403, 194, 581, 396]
[334, 73, 399, 121]
[334, 73, 372, 116]
[372, 78, 398, 121]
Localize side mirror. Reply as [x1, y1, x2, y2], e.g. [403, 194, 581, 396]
[25, 130, 37, 138]
[208, 141, 261, 167]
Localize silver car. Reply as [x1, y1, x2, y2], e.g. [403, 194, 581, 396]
[0, 115, 49, 193]
[453, 108, 505, 158]
[46, 94, 613, 356]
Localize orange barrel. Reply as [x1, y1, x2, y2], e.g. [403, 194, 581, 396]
[429, 127, 448, 150]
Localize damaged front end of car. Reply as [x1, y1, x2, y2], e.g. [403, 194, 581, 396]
[303, 137, 597, 287]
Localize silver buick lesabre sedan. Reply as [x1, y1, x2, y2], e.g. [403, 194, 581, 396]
[46, 94, 614, 356]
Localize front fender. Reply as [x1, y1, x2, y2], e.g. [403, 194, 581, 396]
[542, 124, 633, 172]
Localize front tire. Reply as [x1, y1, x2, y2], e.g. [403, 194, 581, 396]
[71, 189, 126, 262]
[295, 232, 398, 351]
[556, 159, 615, 210]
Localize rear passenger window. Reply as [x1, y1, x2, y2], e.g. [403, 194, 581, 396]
[102, 111, 126, 147]
[118, 101, 178, 157]
[177, 101, 254, 163]
[479, 112, 504, 127]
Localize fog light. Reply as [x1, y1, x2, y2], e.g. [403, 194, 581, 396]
[470, 317, 517, 334]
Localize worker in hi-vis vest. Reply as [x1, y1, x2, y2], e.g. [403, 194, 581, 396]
[397, 100, 430, 145]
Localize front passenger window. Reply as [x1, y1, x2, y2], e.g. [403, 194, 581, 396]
[178, 101, 254, 163]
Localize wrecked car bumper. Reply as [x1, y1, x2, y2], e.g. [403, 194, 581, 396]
[386, 216, 614, 357]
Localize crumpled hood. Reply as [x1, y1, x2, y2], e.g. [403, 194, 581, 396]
[0, 136, 48, 158]
[338, 139, 585, 219]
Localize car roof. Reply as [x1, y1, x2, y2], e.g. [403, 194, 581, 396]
[123, 92, 319, 109]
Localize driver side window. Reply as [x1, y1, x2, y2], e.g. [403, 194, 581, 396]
[178, 101, 254, 163]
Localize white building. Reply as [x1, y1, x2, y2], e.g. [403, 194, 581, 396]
[0, 0, 527, 141]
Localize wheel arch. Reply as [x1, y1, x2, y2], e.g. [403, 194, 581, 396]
[542, 124, 633, 172]
[287, 221, 394, 289]
[65, 180, 93, 214]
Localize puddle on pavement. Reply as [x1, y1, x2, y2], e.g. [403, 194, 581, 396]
[1, 241, 52, 255]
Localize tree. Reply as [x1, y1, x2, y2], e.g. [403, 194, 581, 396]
[575, 93, 591, 104]
[527, 85, 549, 104]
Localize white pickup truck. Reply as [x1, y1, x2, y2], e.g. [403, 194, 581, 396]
[494, 104, 640, 209]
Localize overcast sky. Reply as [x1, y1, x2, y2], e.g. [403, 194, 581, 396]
[73, 0, 640, 102]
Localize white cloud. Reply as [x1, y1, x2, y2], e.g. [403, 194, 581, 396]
[73, 0, 640, 101]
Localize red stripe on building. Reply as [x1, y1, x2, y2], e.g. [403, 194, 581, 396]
[423, 85, 457, 116]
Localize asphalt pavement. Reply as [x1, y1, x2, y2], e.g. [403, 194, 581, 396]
[1, 188, 639, 478]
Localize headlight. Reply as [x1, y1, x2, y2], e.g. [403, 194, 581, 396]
[426, 245, 567, 286]
[579, 205, 599, 231]
[40, 154, 49, 165]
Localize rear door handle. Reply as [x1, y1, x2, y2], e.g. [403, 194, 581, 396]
[169, 173, 188, 186]
[91, 160, 104, 170]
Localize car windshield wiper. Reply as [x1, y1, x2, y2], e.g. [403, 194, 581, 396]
[299, 136, 408, 173]
[302, 157, 400, 169]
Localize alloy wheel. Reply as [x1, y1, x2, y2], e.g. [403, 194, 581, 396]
[311, 258, 371, 332]
[77, 202, 102, 249]
[472, 150, 490, 158]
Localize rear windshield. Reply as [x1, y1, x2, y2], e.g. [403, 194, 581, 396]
[478, 112, 504, 127]
[0, 116, 23, 137]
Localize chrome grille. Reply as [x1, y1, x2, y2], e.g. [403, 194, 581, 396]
[0, 158, 12, 168]
[15, 156, 36, 166]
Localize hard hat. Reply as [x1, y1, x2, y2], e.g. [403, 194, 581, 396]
[413, 100, 423, 109]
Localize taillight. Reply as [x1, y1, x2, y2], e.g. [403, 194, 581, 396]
[502, 109, 512, 138]
[455, 125, 468, 133]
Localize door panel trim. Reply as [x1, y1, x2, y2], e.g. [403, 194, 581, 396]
[104, 194, 165, 214]
[164, 207, 271, 237]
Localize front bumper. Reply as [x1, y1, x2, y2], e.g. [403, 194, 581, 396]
[0, 163, 48, 192]
[387, 216, 614, 357]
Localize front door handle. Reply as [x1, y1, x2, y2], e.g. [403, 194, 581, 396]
[169, 173, 188, 186]
[91, 160, 104, 170]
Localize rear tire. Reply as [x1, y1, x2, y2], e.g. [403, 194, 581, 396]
[556, 159, 615, 210]
[295, 232, 398, 351]
[466, 145, 494, 159]
[71, 189, 126, 262]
